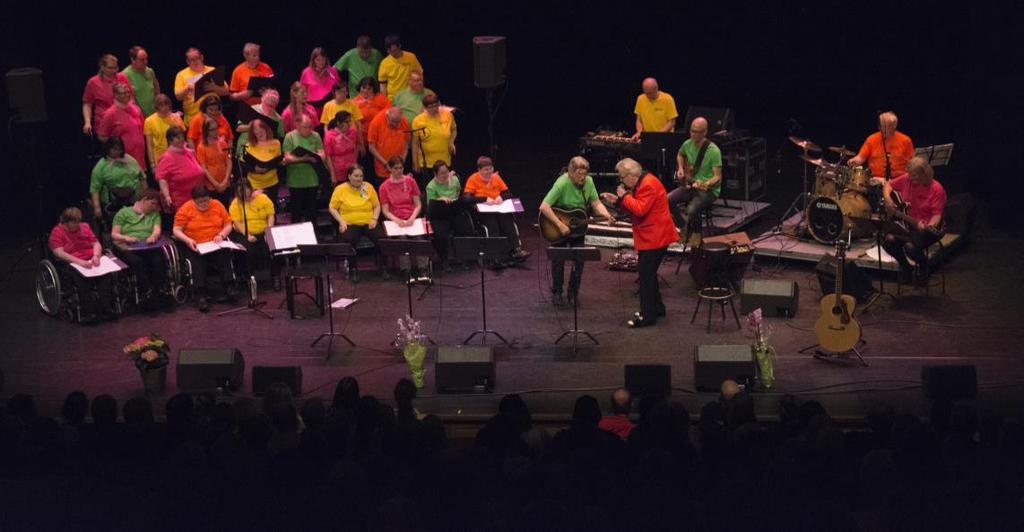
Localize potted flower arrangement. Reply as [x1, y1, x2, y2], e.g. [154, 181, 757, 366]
[396, 315, 426, 388]
[746, 308, 776, 390]
[123, 334, 170, 394]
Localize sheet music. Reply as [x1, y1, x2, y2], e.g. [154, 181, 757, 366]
[71, 256, 126, 278]
[196, 240, 245, 255]
[266, 222, 317, 251]
[475, 198, 521, 214]
[331, 298, 359, 309]
[384, 219, 430, 237]
[860, 245, 894, 262]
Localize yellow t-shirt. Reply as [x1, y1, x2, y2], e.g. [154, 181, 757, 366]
[320, 99, 364, 127]
[328, 182, 379, 226]
[411, 109, 455, 167]
[229, 192, 275, 236]
[633, 91, 678, 132]
[144, 112, 185, 165]
[378, 51, 423, 98]
[245, 140, 282, 190]
[174, 65, 216, 124]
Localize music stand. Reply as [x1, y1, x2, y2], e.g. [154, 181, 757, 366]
[377, 238, 439, 345]
[849, 216, 896, 313]
[454, 237, 513, 346]
[915, 143, 954, 167]
[303, 244, 357, 359]
[640, 131, 687, 182]
[546, 246, 603, 355]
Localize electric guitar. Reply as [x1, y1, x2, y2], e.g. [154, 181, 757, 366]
[888, 190, 945, 238]
[539, 207, 589, 244]
[813, 238, 862, 353]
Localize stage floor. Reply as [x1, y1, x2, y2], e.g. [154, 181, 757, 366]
[0, 220, 1021, 424]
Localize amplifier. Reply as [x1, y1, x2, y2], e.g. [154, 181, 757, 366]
[720, 137, 766, 201]
[689, 232, 753, 288]
[436, 345, 494, 393]
[176, 348, 245, 393]
[694, 344, 755, 391]
[740, 279, 798, 317]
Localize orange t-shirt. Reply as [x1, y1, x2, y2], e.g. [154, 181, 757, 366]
[187, 113, 234, 148]
[229, 62, 274, 105]
[856, 131, 914, 179]
[173, 199, 231, 243]
[366, 112, 410, 177]
[463, 172, 509, 199]
[196, 140, 230, 188]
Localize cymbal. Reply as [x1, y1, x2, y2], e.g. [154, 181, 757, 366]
[788, 135, 821, 152]
[828, 146, 856, 157]
[799, 154, 823, 167]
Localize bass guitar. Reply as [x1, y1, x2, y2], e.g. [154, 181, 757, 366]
[888, 190, 945, 238]
[813, 238, 862, 353]
[538, 207, 588, 244]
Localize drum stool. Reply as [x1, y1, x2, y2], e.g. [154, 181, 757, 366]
[690, 242, 741, 333]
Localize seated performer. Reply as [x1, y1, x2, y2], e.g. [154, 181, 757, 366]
[327, 164, 383, 280]
[379, 157, 426, 274]
[630, 77, 678, 141]
[110, 189, 169, 309]
[601, 158, 677, 327]
[882, 156, 947, 283]
[462, 156, 530, 265]
[426, 160, 475, 271]
[228, 180, 278, 285]
[538, 156, 614, 306]
[669, 117, 722, 247]
[173, 186, 236, 312]
[90, 137, 145, 226]
[848, 111, 914, 182]
[48, 207, 117, 321]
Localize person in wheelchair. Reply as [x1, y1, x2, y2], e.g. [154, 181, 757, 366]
[48, 207, 118, 322]
[462, 155, 531, 266]
[110, 189, 171, 310]
[89, 136, 145, 229]
[425, 160, 475, 272]
[228, 179, 279, 287]
[173, 185, 237, 312]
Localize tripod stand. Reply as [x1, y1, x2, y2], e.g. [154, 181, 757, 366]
[218, 275, 273, 318]
[777, 136, 822, 237]
[299, 244, 357, 358]
[378, 238, 439, 345]
[856, 216, 897, 313]
[547, 246, 603, 355]
[218, 158, 273, 319]
[455, 237, 512, 346]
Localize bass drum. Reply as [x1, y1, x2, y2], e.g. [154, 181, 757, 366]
[806, 193, 872, 244]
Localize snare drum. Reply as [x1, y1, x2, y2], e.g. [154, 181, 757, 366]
[805, 193, 872, 244]
[813, 164, 841, 197]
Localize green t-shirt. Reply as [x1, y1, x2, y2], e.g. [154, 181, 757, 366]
[543, 174, 598, 210]
[122, 66, 157, 116]
[282, 130, 324, 189]
[392, 87, 435, 126]
[112, 206, 160, 240]
[89, 155, 144, 205]
[426, 175, 461, 201]
[334, 47, 383, 97]
[678, 139, 722, 196]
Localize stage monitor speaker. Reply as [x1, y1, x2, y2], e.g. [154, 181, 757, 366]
[252, 366, 303, 397]
[740, 278, 798, 318]
[5, 68, 47, 124]
[815, 254, 874, 301]
[694, 345, 755, 391]
[473, 36, 506, 89]
[176, 348, 245, 393]
[684, 105, 733, 135]
[624, 364, 671, 398]
[921, 365, 977, 400]
[436, 345, 494, 392]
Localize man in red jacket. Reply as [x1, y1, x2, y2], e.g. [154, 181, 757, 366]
[602, 158, 678, 327]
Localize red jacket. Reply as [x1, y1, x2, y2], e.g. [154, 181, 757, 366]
[619, 173, 678, 250]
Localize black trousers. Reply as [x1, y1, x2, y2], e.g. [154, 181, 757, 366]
[63, 264, 115, 316]
[429, 208, 476, 264]
[882, 228, 941, 271]
[178, 244, 233, 295]
[339, 223, 383, 269]
[113, 246, 166, 296]
[477, 212, 521, 255]
[638, 247, 668, 319]
[667, 187, 715, 234]
[289, 186, 319, 224]
[550, 235, 586, 295]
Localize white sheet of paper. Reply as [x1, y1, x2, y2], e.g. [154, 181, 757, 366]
[196, 240, 244, 255]
[860, 245, 894, 262]
[384, 219, 429, 237]
[71, 255, 125, 278]
[266, 222, 317, 251]
[475, 198, 518, 213]
[331, 298, 359, 309]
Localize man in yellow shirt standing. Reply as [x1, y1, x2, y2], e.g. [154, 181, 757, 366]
[174, 48, 229, 125]
[630, 78, 678, 141]
[377, 35, 423, 99]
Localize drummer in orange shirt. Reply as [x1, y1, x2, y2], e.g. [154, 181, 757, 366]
[848, 111, 914, 181]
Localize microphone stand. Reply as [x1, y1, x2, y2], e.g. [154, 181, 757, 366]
[219, 143, 272, 318]
[862, 131, 897, 313]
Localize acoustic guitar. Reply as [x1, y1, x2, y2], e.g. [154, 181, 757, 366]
[538, 207, 589, 244]
[813, 238, 862, 353]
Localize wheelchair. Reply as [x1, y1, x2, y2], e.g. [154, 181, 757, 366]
[168, 240, 240, 304]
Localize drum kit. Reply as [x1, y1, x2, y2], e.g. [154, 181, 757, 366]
[787, 135, 878, 244]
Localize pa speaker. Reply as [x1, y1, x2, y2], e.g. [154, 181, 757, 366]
[252, 366, 303, 396]
[436, 345, 494, 392]
[815, 254, 874, 301]
[176, 348, 245, 393]
[684, 105, 733, 134]
[5, 68, 47, 124]
[694, 345, 755, 391]
[473, 36, 506, 89]
[921, 365, 977, 400]
[740, 279, 798, 317]
[624, 364, 672, 398]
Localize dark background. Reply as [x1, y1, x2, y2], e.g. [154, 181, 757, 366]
[2, 1, 1020, 236]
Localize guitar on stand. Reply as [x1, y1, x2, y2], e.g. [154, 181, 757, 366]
[801, 233, 868, 366]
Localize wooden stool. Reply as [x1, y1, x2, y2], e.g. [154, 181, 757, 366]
[689, 242, 741, 333]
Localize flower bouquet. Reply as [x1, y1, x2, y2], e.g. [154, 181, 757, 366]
[396, 315, 426, 388]
[123, 334, 170, 394]
[746, 308, 776, 390]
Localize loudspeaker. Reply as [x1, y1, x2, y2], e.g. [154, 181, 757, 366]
[436, 345, 494, 392]
[694, 345, 755, 391]
[5, 68, 47, 124]
[815, 254, 874, 301]
[624, 364, 671, 398]
[740, 279, 798, 317]
[252, 366, 303, 396]
[473, 36, 506, 89]
[684, 105, 733, 134]
[176, 348, 245, 393]
[921, 365, 977, 400]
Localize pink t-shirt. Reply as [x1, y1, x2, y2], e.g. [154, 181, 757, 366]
[890, 173, 947, 223]
[281, 104, 319, 133]
[156, 146, 207, 209]
[97, 103, 146, 168]
[82, 73, 132, 122]
[49, 222, 98, 261]
[323, 127, 359, 182]
[299, 66, 341, 107]
[378, 175, 421, 220]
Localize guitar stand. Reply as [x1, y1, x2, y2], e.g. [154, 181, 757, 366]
[800, 338, 869, 367]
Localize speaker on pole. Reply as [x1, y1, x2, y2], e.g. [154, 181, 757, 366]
[473, 36, 506, 89]
[5, 68, 47, 124]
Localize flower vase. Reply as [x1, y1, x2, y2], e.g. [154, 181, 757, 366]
[403, 340, 427, 389]
[755, 346, 775, 390]
[141, 366, 167, 395]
